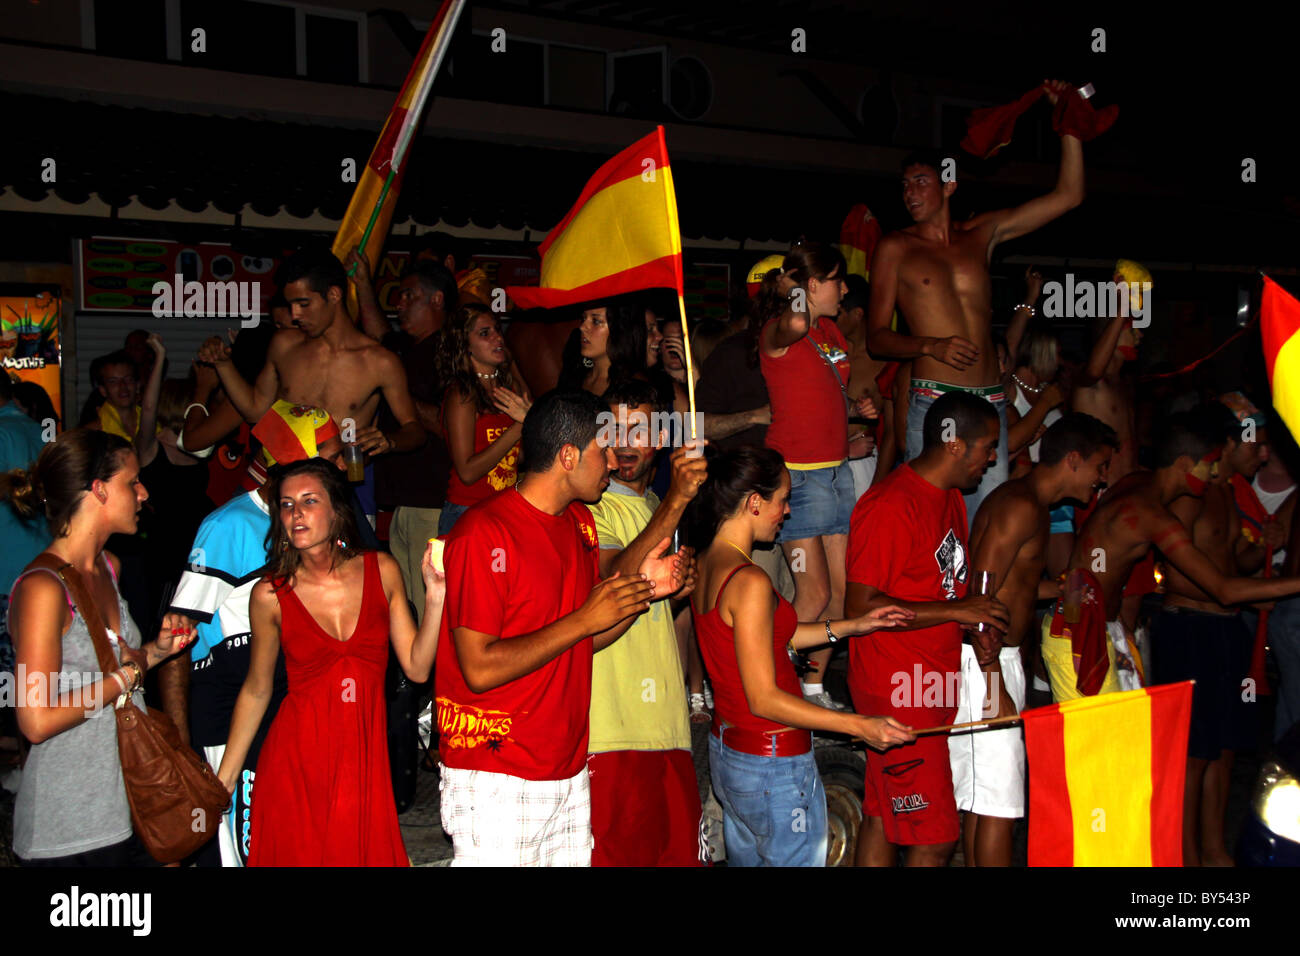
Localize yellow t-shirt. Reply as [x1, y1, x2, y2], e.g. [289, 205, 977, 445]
[1040, 613, 1122, 702]
[587, 483, 691, 753]
[98, 402, 140, 440]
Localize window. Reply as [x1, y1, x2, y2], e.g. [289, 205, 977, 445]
[93, 0, 168, 62]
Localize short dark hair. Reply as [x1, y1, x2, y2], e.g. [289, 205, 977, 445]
[277, 247, 348, 299]
[404, 259, 458, 312]
[840, 273, 870, 314]
[1038, 413, 1120, 466]
[1154, 412, 1220, 468]
[922, 391, 998, 452]
[901, 148, 947, 177]
[1205, 401, 1243, 445]
[520, 389, 607, 474]
[94, 350, 136, 387]
[268, 289, 289, 311]
[604, 378, 663, 415]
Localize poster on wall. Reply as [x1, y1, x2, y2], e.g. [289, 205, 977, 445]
[1, 284, 62, 430]
[76, 237, 280, 314]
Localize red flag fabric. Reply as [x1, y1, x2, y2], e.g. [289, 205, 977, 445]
[961, 85, 1119, 159]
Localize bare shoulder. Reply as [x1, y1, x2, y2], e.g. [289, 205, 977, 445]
[268, 328, 304, 357]
[250, 577, 280, 608]
[724, 564, 776, 608]
[376, 551, 403, 591]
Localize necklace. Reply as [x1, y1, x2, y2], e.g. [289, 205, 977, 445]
[477, 369, 500, 380]
[1011, 372, 1043, 396]
[719, 539, 752, 563]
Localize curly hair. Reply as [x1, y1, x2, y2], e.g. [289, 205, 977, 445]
[435, 303, 519, 413]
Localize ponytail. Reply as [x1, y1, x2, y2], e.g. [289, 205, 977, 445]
[683, 445, 786, 550]
[0, 467, 42, 520]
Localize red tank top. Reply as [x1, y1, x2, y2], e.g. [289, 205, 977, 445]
[444, 406, 520, 506]
[759, 317, 851, 467]
[691, 562, 801, 734]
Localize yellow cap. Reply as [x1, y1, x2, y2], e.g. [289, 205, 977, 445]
[746, 254, 786, 287]
[1115, 259, 1152, 312]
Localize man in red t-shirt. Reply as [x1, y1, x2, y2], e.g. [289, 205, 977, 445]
[435, 390, 679, 866]
[845, 390, 1009, 866]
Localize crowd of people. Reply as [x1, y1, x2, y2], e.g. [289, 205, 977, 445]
[3, 89, 1299, 868]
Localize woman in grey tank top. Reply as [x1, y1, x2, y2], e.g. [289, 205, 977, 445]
[1, 428, 197, 865]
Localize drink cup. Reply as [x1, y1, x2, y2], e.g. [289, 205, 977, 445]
[343, 443, 365, 483]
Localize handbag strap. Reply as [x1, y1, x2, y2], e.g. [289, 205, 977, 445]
[804, 323, 850, 411]
[26, 552, 121, 678]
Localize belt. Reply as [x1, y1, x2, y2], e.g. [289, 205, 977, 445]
[710, 721, 812, 757]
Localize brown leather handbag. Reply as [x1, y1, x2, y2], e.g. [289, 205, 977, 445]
[32, 553, 231, 865]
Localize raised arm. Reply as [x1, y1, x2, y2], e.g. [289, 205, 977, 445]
[344, 246, 391, 341]
[198, 332, 280, 424]
[134, 333, 167, 466]
[217, 581, 281, 793]
[1079, 314, 1128, 385]
[381, 550, 443, 682]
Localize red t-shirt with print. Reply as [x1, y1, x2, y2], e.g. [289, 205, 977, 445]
[444, 408, 520, 507]
[435, 488, 601, 780]
[845, 464, 968, 724]
[759, 317, 851, 466]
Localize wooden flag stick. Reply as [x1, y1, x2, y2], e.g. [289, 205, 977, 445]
[908, 713, 1023, 737]
[677, 291, 698, 440]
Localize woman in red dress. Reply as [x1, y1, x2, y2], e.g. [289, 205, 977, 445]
[218, 458, 444, 866]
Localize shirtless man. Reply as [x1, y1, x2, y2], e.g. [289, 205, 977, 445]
[1151, 402, 1276, 866]
[960, 412, 1117, 866]
[198, 249, 424, 459]
[1041, 412, 1300, 707]
[867, 80, 1085, 527]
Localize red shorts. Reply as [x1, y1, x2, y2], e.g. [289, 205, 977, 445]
[588, 749, 705, 867]
[862, 734, 959, 847]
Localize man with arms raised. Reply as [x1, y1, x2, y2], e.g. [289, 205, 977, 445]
[436, 390, 679, 866]
[1042, 413, 1300, 704]
[199, 248, 424, 461]
[958, 412, 1117, 866]
[846, 391, 1010, 866]
[867, 80, 1085, 524]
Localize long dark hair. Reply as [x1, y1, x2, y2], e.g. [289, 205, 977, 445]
[684, 445, 787, 550]
[436, 303, 520, 413]
[0, 427, 132, 538]
[558, 293, 648, 395]
[263, 458, 361, 589]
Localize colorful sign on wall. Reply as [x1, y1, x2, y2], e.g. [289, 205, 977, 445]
[1, 285, 62, 428]
[77, 237, 281, 313]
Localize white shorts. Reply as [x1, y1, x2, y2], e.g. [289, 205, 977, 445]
[848, 452, 878, 501]
[949, 644, 1026, 818]
[438, 763, 593, 867]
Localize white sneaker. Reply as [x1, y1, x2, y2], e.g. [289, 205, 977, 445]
[804, 689, 849, 711]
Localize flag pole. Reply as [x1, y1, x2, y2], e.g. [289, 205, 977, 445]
[908, 713, 1023, 737]
[677, 292, 698, 441]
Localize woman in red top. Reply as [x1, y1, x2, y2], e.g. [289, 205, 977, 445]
[218, 458, 444, 866]
[759, 241, 878, 708]
[437, 303, 532, 534]
[689, 446, 914, 866]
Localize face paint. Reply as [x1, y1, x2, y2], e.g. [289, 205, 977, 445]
[1185, 448, 1221, 495]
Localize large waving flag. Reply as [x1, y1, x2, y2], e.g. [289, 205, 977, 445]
[1261, 275, 1300, 438]
[331, 0, 467, 308]
[839, 203, 882, 281]
[1023, 682, 1192, 866]
[506, 127, 683, 310]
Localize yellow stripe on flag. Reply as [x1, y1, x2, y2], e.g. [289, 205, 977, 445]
[1272, 329, 1300, 440]
[1061, 687, 1153, 866]
[539, 168, 682, 293]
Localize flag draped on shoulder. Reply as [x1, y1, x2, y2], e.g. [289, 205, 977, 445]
[331, 0, 466, 281]
[1261, 275, 1300, 438]
[1022, 682, 1192, 866]
[506, 127, 683, 310]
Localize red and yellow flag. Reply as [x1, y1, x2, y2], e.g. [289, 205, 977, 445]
[1261, 275, 1300, 438]
[331, 0, 466, 308]
[506, 127, 683, 310]
[1023, 682, 1192, 866]
[839, 203, 882, 282]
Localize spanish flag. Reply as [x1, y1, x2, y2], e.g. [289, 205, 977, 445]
[839, 203, 882, 282]
[1023, 682, 1192, 866]
[1261, 275, 1300, 438]
[506, 127, 683, 310]
[331, 0, 467, 308]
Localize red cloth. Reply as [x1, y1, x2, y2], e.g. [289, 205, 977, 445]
[961, 84, 1119, 159]
[588, 749, 705, 866]
[249, 551, 408, 866]
[691, 564, 801, 735]
[845, 464, 967, 724]
[1231, 473, 1274, 695]
[436, 489, 601, 780]
[444, 408, 520, 506]
[759, 317, 852, 465]
[862, 735, 959, 846]
[1047, 569, 1110, 697]
[874, 361, 902, 447]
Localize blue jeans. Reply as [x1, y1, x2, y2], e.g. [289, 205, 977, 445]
[437, 501, 471, 536]
[1269, 596, 1300, 740]
[708, 734, 827, 867]
[905, 385, 1009, 531]
[778, 461, 856, 541]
